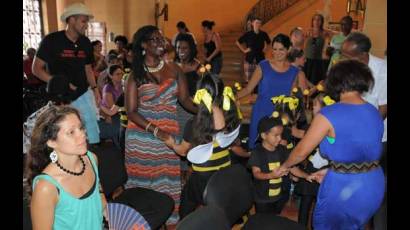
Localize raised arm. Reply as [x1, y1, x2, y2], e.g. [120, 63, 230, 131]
[281, 114, 331, 170]
[237, 65, 262, 99]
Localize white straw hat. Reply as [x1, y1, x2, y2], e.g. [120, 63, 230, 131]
[60, 3, 94, 23]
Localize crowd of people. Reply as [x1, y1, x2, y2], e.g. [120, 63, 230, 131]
[23, 2, 387, 230]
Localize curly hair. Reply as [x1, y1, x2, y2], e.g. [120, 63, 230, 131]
[24, 105, 83, 199]
[174, 33, 197, 63]
[325, 59, 374, 101]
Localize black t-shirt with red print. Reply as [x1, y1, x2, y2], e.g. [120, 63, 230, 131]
[36, 31, 94, 100]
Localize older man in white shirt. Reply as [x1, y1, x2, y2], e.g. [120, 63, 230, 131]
[341, 32, 387, 230]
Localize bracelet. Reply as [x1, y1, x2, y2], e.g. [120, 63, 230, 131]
[91, 86, 98, 90]
[153, 127, 159, 138]
[145, 121, 152, 131]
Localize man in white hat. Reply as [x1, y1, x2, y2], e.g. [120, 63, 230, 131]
[32, 3, 101, 144]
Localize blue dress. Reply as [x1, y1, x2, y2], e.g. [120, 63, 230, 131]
[314, 103, 385, 229]
[248, 60, 298, 149]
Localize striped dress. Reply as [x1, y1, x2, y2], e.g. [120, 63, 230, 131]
[125, 78, 181, 224]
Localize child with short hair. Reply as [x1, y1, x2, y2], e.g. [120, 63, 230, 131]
[248, 115, 312, 214]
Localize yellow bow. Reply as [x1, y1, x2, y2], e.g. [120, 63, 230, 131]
[271, 95, 285, 104]
[323, 96, 335, 106]
[272, 111, 279, 118]
[222, 87, 235, 111]
[288, 97, 299, 111]
[234, 82, 242, 91]
[316, 84, 324, 92]
[193, 89, 213, 113]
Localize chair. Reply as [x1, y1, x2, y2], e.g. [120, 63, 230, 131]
[203, 164, 306, 230]
[202, 164, 254, 226]
[176, 205, 230, 230]
[113, 187, 174, 230]
[242, 213, 306, 230]
[92, 141, 127, 197]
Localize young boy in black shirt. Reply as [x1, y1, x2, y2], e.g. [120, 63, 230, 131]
[248, 115, 312, 214]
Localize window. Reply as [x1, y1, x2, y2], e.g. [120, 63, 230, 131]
[23, 0, 43, 55]
[86, 22, 107, 55]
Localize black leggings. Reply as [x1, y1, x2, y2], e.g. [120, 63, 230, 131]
[255, 202, 282, 214]
[298, 195, 316, 227]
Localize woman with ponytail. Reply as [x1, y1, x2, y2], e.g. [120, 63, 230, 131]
[124, 25, 197, 225]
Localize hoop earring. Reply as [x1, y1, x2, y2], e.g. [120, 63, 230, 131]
[49, 151, 58, 163]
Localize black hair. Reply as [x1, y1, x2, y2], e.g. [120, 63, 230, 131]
[192, 72, 241, 146]
[341, 15, 353, 25]
[131, 25, 159, 87]
[311, 13, 324, 31]
[344, 32, 372, 53]
[174, 33, 198, 63]
[114, 35, 128, 45]
[258, 116, 283, 135]
[177, 21, 189, 32]
[325, 60, 374, 101]
[91, 40, 102, 47]
[124, 43, 133, 52]
[271, 33, 291, 49]
[202, 20, 215, 30]
[252, 17, 262, 22]
[105, 64, 122, 86]
[287, 48, 304, 63]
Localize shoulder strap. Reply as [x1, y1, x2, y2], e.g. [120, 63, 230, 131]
[32, 173, 61, 191]
[86, 151, 99, 178]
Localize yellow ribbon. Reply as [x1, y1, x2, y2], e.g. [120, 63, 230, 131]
[288, 98, 299, 111]
[234, 82, 242, 91]
[272, 111, 279, 118]
[316, 84, 324, 92]
[271, 95, 286, 104]
[193, 88, 213, 113]
[222, 87, 235, 111]
[323, 96, 335, 106]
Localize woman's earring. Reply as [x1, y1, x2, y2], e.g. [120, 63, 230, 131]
[49, 151, 58, 163]
[142, 49, 146, 55]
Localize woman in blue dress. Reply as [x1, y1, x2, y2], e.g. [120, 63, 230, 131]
[278, 60, 385, 229]
[237, 33, 307, 150]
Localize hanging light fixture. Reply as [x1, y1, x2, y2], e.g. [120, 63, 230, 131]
[346, 0, 366, 14]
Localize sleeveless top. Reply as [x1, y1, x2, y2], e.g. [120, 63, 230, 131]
[305, 35, 325, 60]
[319, 103, 384, 164]
[32, 151, 103, 230]
[204, 33, 222, 59]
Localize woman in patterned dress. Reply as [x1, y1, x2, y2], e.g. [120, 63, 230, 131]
[125, 25, 196, 224]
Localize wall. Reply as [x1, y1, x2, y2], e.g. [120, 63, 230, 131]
[363, 0, 387, 58]
[161, 0, 258, 42]
[262, 0, 360, 39]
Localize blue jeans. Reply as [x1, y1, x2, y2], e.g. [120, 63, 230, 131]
[98, 114, 120, 149]
[71, 89, 100, 144]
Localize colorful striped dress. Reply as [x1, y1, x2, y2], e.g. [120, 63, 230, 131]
[125, 78, 181, 224]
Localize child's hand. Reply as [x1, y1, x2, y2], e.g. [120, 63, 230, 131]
[310, 168, 328, 183]
[273, 166, 289, 178]
[305, 174, 315, 182]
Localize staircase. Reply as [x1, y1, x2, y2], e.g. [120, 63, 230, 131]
[218, 29, 245, 87]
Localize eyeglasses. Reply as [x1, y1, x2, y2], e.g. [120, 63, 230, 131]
[147, 37, 165, 44]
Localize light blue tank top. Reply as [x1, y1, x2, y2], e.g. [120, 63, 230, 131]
[32, 151, 103, 230]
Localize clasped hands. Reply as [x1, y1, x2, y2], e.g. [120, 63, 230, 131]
[274, 166, 328, 183]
